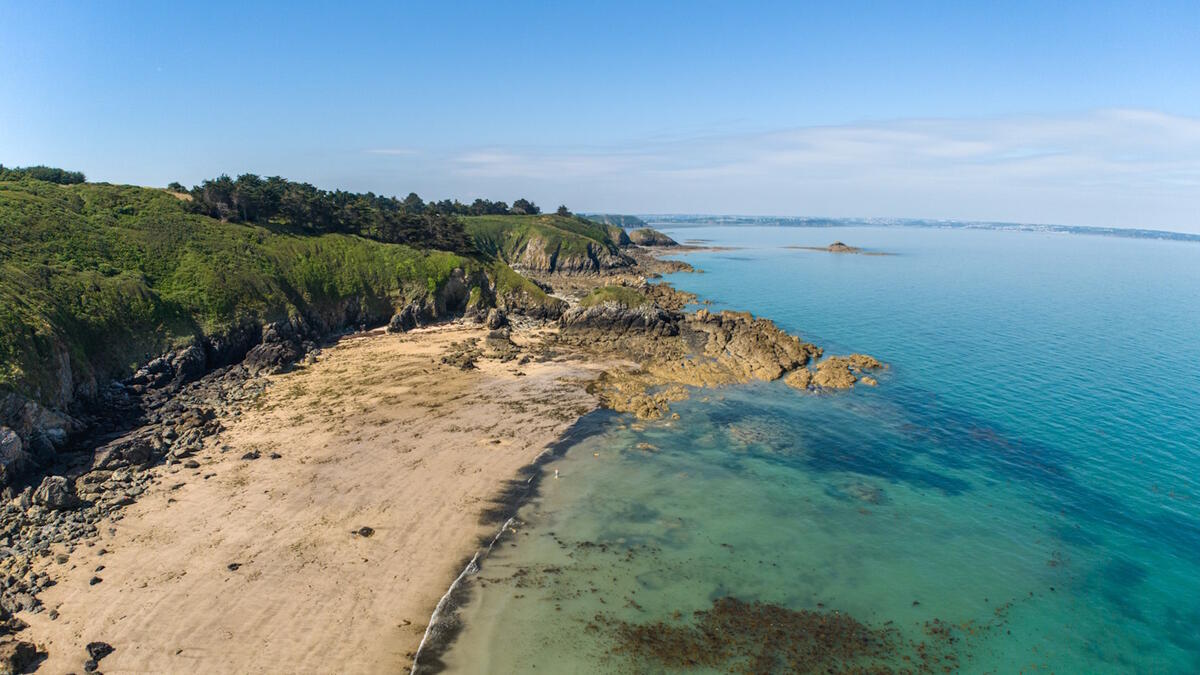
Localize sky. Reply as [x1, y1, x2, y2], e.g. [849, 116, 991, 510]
[2, 1, 1199, 231]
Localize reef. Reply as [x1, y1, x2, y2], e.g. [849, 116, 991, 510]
[603, 596, 965, 674]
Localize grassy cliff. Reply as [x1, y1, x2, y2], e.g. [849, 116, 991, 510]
[0, 177, 555, 409]
[462, 214, 632, 273]
[582, 214, 647, 229]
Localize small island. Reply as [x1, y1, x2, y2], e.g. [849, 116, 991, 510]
[786, 241, 893, 255]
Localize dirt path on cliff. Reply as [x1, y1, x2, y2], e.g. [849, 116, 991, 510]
[19, 324, 606, 674]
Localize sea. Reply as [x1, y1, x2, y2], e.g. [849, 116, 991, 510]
[437, 224, 1200, 673]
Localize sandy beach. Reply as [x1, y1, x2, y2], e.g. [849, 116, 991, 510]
[19, 323, 606, 673]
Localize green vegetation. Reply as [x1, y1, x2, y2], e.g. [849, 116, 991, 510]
[186, 174, 545, 252]
[463, 213, 623, 270]
[580, 285, 650, 308]
[185, 174, 473, 253]
[583, 213, 647, 229]
[0, 164, 86, 185]
[0, 176, 560, 404]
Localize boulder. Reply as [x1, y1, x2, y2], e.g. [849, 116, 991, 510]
[0, 639, 38, 675]
[484, 309, 509, 330]
[386, 303, 430, 333]
[0, 429, 30, 488]
[32, 476, 77, 511]
[627, 228, 678, 247]
[242, 341, 301, 375]
[86, 642, 114, 663]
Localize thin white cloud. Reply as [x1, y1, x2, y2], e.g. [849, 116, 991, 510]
[365, 147, 420, 156]
[377, 109, 1200, 231]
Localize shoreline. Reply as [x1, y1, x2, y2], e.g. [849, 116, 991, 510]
[7, 244, 884, 673]
[14, 322, 617, 673]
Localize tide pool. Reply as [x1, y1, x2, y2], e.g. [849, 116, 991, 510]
[439, 225, 1200, 673]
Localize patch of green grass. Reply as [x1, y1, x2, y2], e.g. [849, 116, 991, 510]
[462, 213, 619, 262]
[580, 285, 650, 308]
[0, 177, 486, 402]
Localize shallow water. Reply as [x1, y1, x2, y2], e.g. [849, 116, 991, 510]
[440, 225, 1200, 673]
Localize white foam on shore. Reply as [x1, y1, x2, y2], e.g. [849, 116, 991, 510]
[410, 441, 578, 672]
[409, 511, 519, 673]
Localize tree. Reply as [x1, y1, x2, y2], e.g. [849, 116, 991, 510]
[556, 205, 571, 216]
[0, 165, 85, 184]
[167, 181, 186, 192]
[511, 198, 540, 215]
[402, 192, 425, 214]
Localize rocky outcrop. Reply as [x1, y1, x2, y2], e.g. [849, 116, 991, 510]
[605, 225, 632, 247]
[560, 303, 680, 338]
[627, 228, 678, 247]
[679, 310, 819, 382]
[785, 354, 885, 391]
[788, 242, 892, 256]
[485, 309, 509, 330]
[560, 305, 826, 419]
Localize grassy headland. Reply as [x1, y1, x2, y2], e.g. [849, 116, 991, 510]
[0, 176, 557, 411]
[462, 213, 631, 273]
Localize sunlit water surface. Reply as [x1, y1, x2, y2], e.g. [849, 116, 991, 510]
[440, 225, 1200, 673]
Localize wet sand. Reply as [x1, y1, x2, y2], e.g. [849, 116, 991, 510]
[20, 323, 606, 673]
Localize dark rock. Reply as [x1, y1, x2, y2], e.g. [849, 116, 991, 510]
[227, 563, 240, 571]
[242, 342, 301, 376]
[355, 526, 375, 538]
[0, 639, 38, 674]
[85, 642, 114, 662]
[560, 303, 680, 338]
[387, 302, 431, 333]
[32, 476, 78, 511]
[0, 428, 31, 489]
[484, 309, 509, 330]
[88, 577, 102, 586]
[627, 228, 678, 247]
[240, 450, 260, 461]
[91, 433, 155, 471]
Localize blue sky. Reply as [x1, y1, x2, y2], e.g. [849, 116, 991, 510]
[3, 1, 1199, 230]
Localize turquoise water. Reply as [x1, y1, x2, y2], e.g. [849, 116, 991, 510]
[440, 226, 1200, 673]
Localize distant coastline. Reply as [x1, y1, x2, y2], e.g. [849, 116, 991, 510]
[638, 215, 1200, 243]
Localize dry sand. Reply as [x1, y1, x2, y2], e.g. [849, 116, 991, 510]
[20, 323, 606, 673]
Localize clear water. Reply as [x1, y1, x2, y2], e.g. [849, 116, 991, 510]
[440, 226, 1200, 673]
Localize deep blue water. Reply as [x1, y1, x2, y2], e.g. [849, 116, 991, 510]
[443, 226, 1200, 673]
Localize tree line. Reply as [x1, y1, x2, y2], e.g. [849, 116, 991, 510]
[179, 174, 551, 253]
[0, 164, 86, 184]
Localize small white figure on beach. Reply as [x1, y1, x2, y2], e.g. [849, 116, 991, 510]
[554, 469, 560, 479]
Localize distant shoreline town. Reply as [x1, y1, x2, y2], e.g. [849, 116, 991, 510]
[585, 214, 1200, 243]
